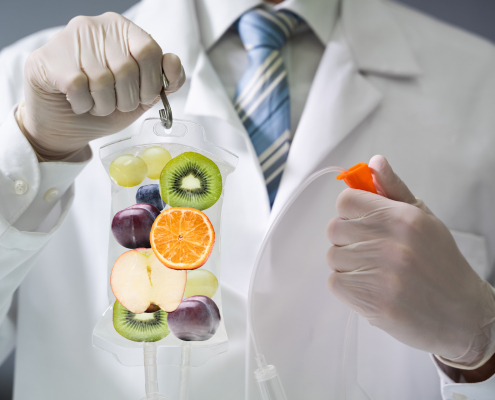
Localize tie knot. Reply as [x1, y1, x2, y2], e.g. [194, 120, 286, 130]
[237, 8, 300, 51]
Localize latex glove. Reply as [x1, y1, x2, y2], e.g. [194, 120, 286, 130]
[18, 12, 185, 160]
[326, 155, 495, 369]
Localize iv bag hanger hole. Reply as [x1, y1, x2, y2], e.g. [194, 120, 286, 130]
[153, 121, 187, 138]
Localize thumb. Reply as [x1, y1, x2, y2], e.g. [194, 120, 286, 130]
[369, 155, 431, 213]
[133, 54, 185, 113]
[162, 53, 185, 94]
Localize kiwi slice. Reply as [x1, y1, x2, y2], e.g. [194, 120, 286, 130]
[113, 300, 170, 342]
[160, 152, 222, 210]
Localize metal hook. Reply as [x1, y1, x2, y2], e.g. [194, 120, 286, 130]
[159, 71, 173, 129]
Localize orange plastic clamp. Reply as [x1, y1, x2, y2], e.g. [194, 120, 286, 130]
[336, 162, 377, 194]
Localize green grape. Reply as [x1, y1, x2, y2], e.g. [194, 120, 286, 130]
[141, 146, 172, 180]
[109, 155, 148, 187]
[184, 269, 219, 298]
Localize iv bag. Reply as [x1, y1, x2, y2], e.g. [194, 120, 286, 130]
[93, 118, 238, 368]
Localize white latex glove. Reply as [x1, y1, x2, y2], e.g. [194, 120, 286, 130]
[18, 12, 185, 160]
[326, 155, 495, 369]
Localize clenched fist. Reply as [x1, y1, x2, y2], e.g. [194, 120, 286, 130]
[326, 155, 495, 370]
[18, 12, 185, 160]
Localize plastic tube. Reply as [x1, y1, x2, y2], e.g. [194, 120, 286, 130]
[178, 343, 192, 400]
[141, 343, 168, 400]
[144, 343, 159, 399]
[255, 364, 288, 399]
[247, 166, 348, 400]
[342, 310, 356, 400]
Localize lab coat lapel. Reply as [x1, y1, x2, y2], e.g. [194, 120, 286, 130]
[272, 24, 383, 217]
[183, 52, 247, 135]
[272, 0, 422, 218]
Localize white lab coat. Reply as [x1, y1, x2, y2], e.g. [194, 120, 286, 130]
[1, 0, 495, 399]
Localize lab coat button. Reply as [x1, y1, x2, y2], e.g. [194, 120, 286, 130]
[44, 188, 59, 202]
[14, 180, 28, 195]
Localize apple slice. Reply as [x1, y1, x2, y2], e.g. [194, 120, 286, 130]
[111, 248, 186, 314]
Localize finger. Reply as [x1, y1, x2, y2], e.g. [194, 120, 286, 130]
[127, 22, 163, 104]
[105, 43, 140, 112]
[27, 46, 94, 115]
[84, 66, 117, 116]
[369, 155, 416, 203]
[369, 155, 432, 214]
[336, 188, 393, 220]
[327, 210, 389, 245]
[326, 217, 369, 246]
[62, 71, 94, 114]
[327, 272, 383, 318]
[326, 239, 385, 272]
[73, 17, 116, 116]
[78, 38, 116, 116]
[327, 272, 362, 311]
[162, 53, 185, 94]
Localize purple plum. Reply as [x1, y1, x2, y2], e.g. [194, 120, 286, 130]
[136, 184, 166, 211]
[111, 203, 160, 249]
[167, 295, 221, 341]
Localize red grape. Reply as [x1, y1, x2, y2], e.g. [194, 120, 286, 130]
[167, 295, 220, 341]
[111, 203, 160, 249]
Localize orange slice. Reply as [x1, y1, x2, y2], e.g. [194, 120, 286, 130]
[150, 207, 215, 270]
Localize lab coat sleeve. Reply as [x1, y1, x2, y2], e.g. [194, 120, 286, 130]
[0, 27, 91, 365]
[429, 232, 495, 399]
[0, 107, 91, 365]
[431, 354, 495, 400]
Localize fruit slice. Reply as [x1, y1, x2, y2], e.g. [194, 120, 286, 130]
[113, 300, 170, 342]
[141, 146, 172, 180]
[185, 270, 219, 298]
[109, 154, 148, 187]
[159, 152, 222, 210]
[150, 207, 215, 270]
[110, 248, 186, 314]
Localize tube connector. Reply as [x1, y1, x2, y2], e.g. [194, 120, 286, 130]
[254, 364, 278, 382]
[254, 365, 288, 400]
[336, 162, 377, 193]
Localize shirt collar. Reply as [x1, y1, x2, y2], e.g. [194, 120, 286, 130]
[195, 0, 262, 50]
[195, 0, 340, 50]
[274, 0, 340, 45]
[193, 0, 421, 77]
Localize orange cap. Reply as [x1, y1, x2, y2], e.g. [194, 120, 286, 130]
[336, 162, 377, 194]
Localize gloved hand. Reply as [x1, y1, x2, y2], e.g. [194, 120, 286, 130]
[326, 155, 495, 369]
[17, 12, 185, 161]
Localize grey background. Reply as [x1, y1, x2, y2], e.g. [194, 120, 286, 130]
[0, 0, 494, 399]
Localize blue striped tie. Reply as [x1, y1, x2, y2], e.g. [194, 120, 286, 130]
[235, 8, 299, 207]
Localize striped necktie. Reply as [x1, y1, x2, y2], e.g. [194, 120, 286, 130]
[234, 8, 299, 207]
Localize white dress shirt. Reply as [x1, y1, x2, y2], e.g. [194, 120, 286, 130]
[208, 17, 326, 140]
[200, 0, 339, 141]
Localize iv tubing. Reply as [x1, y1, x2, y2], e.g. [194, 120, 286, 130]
[247, 166, 348, 399]
[143, 343, 159, 400]
[342, 310, 356, 400]
[178, 343, 192, 400]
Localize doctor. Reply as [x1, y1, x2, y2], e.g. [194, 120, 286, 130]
[1, 0, 495, 399]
